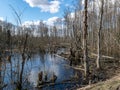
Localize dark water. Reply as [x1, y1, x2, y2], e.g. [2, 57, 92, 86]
[0, 52, 82, 90]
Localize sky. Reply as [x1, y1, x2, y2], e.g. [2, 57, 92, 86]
[0, 0, 75, 26]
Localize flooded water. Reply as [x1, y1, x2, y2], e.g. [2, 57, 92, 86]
[0, 52, 82, 90]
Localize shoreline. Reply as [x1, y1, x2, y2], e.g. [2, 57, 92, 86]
[77, 73, 120, 90]
[56, 51, 120, 90]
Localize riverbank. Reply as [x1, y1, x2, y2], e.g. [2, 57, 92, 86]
[77, 73, 120, 90]
[57, 49, 120, 90]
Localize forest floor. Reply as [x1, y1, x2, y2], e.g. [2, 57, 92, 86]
[74, 58, 120, 90]
[77, 73, 120, 90]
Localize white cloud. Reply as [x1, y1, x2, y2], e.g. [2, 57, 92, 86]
[0, 17, 4, 21]
[44, 16, 59, 26]
[24, 0, 60, 13]
[22, 16, 64, 27]
[22, 20, 40, 27]
[22, 17, 59, 27]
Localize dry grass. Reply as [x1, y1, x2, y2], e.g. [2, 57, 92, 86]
[78, 74, 120, 90]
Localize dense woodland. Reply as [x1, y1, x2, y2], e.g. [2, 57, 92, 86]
[0, 0, 120, 90]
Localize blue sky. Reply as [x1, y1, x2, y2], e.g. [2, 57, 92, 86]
[0, 0, 75, 25]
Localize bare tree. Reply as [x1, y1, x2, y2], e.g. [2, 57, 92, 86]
[96, 0, 104, 69]
[83, 0, 89, 77]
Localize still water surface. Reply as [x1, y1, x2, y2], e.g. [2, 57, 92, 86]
[1, 52, 81, 90]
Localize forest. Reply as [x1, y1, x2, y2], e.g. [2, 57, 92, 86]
[0, 0, 120, 90]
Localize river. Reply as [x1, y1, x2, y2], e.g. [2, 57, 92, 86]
[0, 51, 82, 90]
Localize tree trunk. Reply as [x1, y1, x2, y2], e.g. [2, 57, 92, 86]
[97, 0, 104, 69]
[83, 0, 89, 77]
[19, 33, 28, 90]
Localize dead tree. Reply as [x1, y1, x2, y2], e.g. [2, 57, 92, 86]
[96, 0, 104, 69]
[19, 33, 28, 90]
[83, 0, 89, 77]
